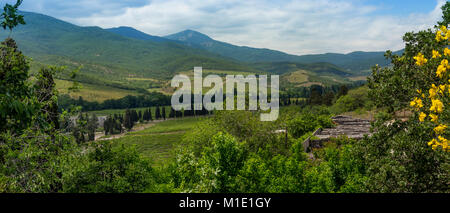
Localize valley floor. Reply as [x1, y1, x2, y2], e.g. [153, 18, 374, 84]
[98, 116, 207, 166]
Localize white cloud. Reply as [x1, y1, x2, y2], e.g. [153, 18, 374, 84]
[65, 0, 445, 55]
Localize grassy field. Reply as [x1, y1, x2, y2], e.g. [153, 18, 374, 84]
[283, 70, 309, 84]
[56, 79, 139, 102]
[110, 117, 205, 166]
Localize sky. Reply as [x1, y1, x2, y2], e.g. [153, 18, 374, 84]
[7, 0, 448, 55]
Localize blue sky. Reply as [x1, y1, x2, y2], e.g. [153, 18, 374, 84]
[5, 0, 447, 55]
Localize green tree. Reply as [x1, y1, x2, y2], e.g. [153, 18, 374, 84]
[155, 106, 161, 120]
[148, 108, 153, 121]
[359, 2, 450, 192]
[162, 106, 166, 120]
[0, 0, 25, 37]
[197, 132, 247, 192]
[123, 109, 133, 130]
[88, 114, 98, 141]
[0, 38, 36, 134]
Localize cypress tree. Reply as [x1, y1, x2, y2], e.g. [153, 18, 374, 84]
[162, 107, 166, 120]
[169, 107, 175, 118]
[155, 106, 161, 120]
[123, 109, 133, 130]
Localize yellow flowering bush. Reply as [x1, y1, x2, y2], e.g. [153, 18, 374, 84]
[411, 25, 450, 151]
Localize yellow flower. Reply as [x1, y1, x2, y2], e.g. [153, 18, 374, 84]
[438, 136, 449, 150]
[436, 64, 446, 78]
[441, 59, 449, 68]
[428, 138, 437, 146]
[429, 84, 438, 99]
[429, 99, 444, 113]
[440, 25, 447, 33]
[436, 30, 444, 41]
[410, 97, 423, 109]
[419, 112, 427, 122]
[429, 113, 438, 122]
[445, 48, 450, 57]
[439, 84, 446, 95]
[413, 52, 427, 66]
[434, 124, 448, 134]
[432, 50, 441, 58]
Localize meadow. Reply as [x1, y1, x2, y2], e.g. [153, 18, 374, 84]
[110, 117, 206, 166]
[55, 79, 139, 102]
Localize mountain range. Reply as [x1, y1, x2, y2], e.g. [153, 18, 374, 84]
[0, 11, 401, 99]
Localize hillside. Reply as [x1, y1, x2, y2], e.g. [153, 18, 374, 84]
[0, 11, 257, 83]
[0, 11, 372, 102]
[106, 26, 170, 43]
[163, 29, 399, 74]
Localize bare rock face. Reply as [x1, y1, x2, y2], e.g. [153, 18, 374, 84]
[303, 116, 372, 152]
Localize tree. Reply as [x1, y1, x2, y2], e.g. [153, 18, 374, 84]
[309, 86, 323, 105]
[34, 66, 62, 132]
[142, 109, 148, 121]
[357, 2, 450, 192]
[169, 107, 175, 118]
[103, 115, 113, 135]
[162, 107, 166, 120]
[0, 0, 25, 37]
[123, 109, 133, 130]
[88, 114, 98, 141]
[322, 92, 335, 106]
[0, 38, 36, 134]
[155, 106, 161, 120]
[336, 85, 349, 98]
[148, 108, 153, 121]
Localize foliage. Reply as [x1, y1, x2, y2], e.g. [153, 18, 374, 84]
[287, 114, 334, 138]
[0, 38, 37, 134]
[408, 26, 450, 151]
[359, 3, 450, 192]
[354, 119, 448, 192]
[62, 141, 157, 193]
[331, 86, 372, 114]
[0, 0, 25, 34]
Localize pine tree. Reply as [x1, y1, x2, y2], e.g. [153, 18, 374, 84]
[148, 108, 153, 121]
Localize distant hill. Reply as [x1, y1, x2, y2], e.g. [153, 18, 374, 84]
[106, 26, 170, 43]
[100, 24, 400, 77]
[163, 29, 401, 75]
[0, 11, 389, 102]
[0, 11, 257, 83]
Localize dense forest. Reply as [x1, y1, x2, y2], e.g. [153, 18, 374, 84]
[0, 1, 448, 193]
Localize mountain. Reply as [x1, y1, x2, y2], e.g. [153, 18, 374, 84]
[106, 26, 170, 43]
[163, 30, 399, 75]
[0, 11, 378, 101]
[0, 11, 257, 84]
[165, 29, 216, 45]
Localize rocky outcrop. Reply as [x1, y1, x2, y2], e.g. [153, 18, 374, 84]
[302, 116, 372, 152]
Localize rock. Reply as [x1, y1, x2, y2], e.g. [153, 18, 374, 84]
[302, 116, 373, 152]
